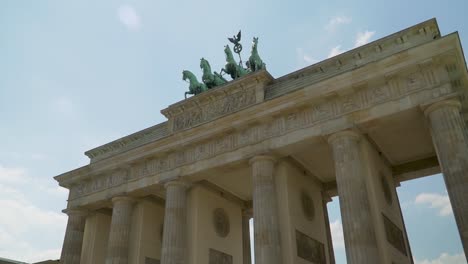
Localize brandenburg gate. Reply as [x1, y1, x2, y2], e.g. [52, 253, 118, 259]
[55, 19, 468, 264]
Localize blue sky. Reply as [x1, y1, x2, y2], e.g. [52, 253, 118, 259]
[1, 1, 467, 263]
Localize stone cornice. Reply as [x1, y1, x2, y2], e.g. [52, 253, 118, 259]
[265, 18, 440, 99]
[85, 122, 169, 162]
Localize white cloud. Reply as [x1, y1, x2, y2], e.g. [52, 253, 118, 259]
[118, 5, 141, 31]
[354, 30, 376, 47]
[0, 165, 28, 184]
[296, 48, 318, 66]
[414, 252, 466, 264]
[325, 16, 352, 32]
[415, 192, 453, 216]
[328, 45, 345, 58]
[330, 219, 345, 249]
[0, 165, 67, 262]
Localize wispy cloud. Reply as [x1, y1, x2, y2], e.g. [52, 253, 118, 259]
[0, 165, 67, 262]
[328, 45, 345, 58]
[327, 30, 375, 58]
[325, 16, 352, 32]
[415, 192, 453, 216]
[296, 48, 318, 67]
[0, 165, 28, 185]
[414, 252, 466, 264]
[330, 219, 344, 249]
[354, 30, 376, 47]
[118, 5, 141, 31]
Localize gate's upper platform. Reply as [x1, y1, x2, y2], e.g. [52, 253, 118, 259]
[84, 18, 444, 164]
[54, 18, 468, 207]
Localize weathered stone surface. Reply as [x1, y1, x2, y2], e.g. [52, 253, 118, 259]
[328, 131, 379, 264]
[242, 210, 252, 264]
[161, 181, 189, 264]
[382, 213, 407, 256]
[213, 208, 230, 238]
[106, 196, 135, 264]
[250, 155, 282, 264]
[425, 99, 468, 259]
[296, 229, 326, 264]
[60, 210, 87, 264]
[66, 63, 451, 201]
[209, 248, 233, 264]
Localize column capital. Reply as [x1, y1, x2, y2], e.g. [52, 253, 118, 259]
[242, 208, 253, 217]
[249, 155, 277, 165]
[111, 196, 137, 204]
[321, 191, 333, 203]
[164, 179, 190, 190]
[327, 130, 361, 145]
[62, 208, 88, 217]
[424, 99, 462, 116]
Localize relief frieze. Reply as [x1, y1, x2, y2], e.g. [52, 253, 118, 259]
[172, 88, 256, 132]
[383, 213, 408, 256]
[70, 67, 446, 200]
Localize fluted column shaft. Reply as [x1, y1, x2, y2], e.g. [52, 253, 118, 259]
[106, 196, 135, 264]
[161, 181, 188, 264]
[425, 99, 468, 258]
[328, 131, 379, 264]
[60, 210, 87, 264]
[242, 209, 252, 264]
[250, 155, 282, 264]
[322, 194, 336, 264]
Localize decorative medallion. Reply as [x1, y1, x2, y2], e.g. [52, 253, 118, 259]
[213, 208, 230, 237]
[380, 173, 393, 206]
[301, 190, 315, 221]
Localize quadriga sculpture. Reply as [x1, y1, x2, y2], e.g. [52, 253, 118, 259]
[221, 45, 249, 80]
[200, 58, 227, 89]
[182, 70, 207, 98]
[247, 37, 266, 72]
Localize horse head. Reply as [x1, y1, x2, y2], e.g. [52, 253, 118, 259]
[251, 37, 259, 52]
[182, 70, 193, 82]
[224, 45, 231, 56]
[253, 37, 259, 45]
[200, 58, 210, 70]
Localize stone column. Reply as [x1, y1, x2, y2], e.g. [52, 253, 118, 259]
[249, 155, 282, 264]
[60, 209, 87, 264]
[161, 180, 189, 264]
[242, 209, 252, 264]
[322, 193, 336, 264]
[105, 196, 135, 264]
[425, 99, 468, 258]
[328, 131, 379, 264]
